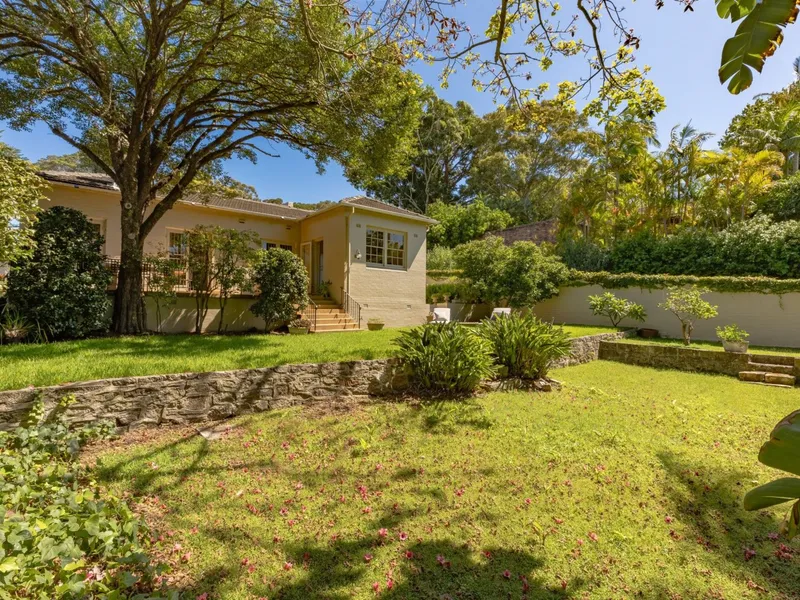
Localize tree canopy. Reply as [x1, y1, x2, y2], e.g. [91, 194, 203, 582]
[0, 0, 422, 333]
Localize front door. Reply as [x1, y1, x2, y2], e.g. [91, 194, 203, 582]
[301, 242, 312, 291]
[312, 240, 324, 293]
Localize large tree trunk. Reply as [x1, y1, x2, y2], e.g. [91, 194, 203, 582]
[112, 252, 146, 334]
[111, 189, 147, 334]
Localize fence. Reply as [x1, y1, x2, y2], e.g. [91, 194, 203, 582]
[103, 258, 253, 297]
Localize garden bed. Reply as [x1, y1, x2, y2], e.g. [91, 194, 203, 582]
[90, 362, 800, 599]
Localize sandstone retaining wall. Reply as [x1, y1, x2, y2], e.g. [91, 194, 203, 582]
[0, 359, 408, 432]
[597, 340, 790, 377]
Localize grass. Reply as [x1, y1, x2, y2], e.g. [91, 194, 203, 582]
[0, 324, 616, 391]
[619, 336, 800, 357]
[93, 362, 800, 599]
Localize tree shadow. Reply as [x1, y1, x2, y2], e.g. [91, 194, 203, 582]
[246, 538, 578, 600]
[656, 451, 799, 598]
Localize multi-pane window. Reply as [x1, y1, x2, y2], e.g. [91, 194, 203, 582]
[168, 231, 187, 260]
[263, 241, 293, 252]
[366, 228, 405, 269]
[386, 232, 405, 267]
[366, 228, 385, 266]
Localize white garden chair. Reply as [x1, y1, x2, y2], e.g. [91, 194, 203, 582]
[490, 308, 512, 320]
[431, 307, 451, 323]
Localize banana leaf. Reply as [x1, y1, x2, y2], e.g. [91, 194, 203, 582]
[744, 477, 800, 510]
[718, 0, 800, 94]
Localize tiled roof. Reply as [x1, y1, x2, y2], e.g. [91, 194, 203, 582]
[39, 170, 119, 191]
[180, 193, 312, 219]
[39, 172, 434, 223]
[339, 195, 435, 222]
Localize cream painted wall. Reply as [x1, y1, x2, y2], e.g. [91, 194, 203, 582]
[347, 210, 429, 327]
[144, 295, 265, 333]
[533, 285, 800, 348]
[299, 208, 348, 302]
[43, 183, 299, 257]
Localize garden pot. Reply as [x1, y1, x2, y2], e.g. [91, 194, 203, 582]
[288, 326, 309, 335]
[638, 328, 659, 339]
[367, 322, 385, 331]
[722, 340, 749, 353]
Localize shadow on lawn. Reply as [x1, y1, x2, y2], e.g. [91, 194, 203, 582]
[656, 451, 799, 599]
[183, 535, 582, 600]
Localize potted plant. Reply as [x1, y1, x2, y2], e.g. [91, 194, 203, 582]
[716, 324, 749, 353]
[288, 317, 311, 335]
[318, 279, 332, 299]
[367, 318, 385, 331]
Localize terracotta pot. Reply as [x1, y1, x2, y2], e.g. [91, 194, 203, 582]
[638, 328, 659, 339]
[722, 340, 749, 353]
[288, 326, 309, 335]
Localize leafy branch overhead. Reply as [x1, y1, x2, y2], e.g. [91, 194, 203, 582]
[717, 0, 800, 93]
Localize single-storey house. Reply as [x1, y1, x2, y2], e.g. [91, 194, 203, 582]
[38, 171, 435, 333]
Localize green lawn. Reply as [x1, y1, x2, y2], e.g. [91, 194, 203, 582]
[93, 362, 800, 599]
[0, 325, 616, 391]
[619, 336, 800, 357]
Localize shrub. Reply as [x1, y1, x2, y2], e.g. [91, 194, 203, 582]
[186, 226, 259, 334]
[759, 173, 800, 221]
[454, 236, 568, 307]
[394, 322, 496, 394]
[716, 324, 749, 343]
[0, 396, 167, 597]
[7, 206, 111, 339]
[659, 286, 718, 345]
[479, 313, 572, 379]
[588, 292, 647, 327]
[250, 248, 309, 332]
[558, 237, 611, 272]
[427, 245, 455, 271]
[608, 217, 800, 279]
[144, 254, 182, 334]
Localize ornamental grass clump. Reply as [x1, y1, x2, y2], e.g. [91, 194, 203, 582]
[394, 322, 495, 395]
[479, 312, 572, 380]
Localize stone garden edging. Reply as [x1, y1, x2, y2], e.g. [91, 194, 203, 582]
[0, 331, 636, 432]
[598, 340, 800, 378]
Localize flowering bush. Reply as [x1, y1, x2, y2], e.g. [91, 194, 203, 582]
[394, 322, 495, 394]
[479, 313, 572, 379]
[0, 396, 171, 598]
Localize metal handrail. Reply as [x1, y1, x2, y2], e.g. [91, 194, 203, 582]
[340, 287, 362, 329]
[304, 297, 318, 332]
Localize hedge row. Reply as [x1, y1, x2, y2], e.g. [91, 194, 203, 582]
[427, 270, 800, 301]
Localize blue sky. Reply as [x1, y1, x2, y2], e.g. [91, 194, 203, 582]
[3, 2, 800, 203]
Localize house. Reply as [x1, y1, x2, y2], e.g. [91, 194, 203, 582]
[487, 218, 558, 246]
[39, 171, 435, 333]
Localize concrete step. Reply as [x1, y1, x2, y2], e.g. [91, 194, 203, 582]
[739, 371, 796, 386]
[748, 362, 795, 375]
[766, 372, 796, 386]
[313, 323, 360, 332]
[750, 353, 795, 367]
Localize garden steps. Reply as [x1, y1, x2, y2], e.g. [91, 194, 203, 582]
[738, 370, 796, 387]
[747, 362, 795, 375]
[305, 296, 361, 332]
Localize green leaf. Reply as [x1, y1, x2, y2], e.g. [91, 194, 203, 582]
[0, 558, 19, 573]
[719, 0, 800, 94]
[758, 409, 800, 476]
[744, 477, 800, 510]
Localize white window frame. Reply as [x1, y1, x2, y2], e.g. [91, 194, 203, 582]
[166, 228, 188, 261]
[365, 227, 406, 270]
[89, 218, 107, 253]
